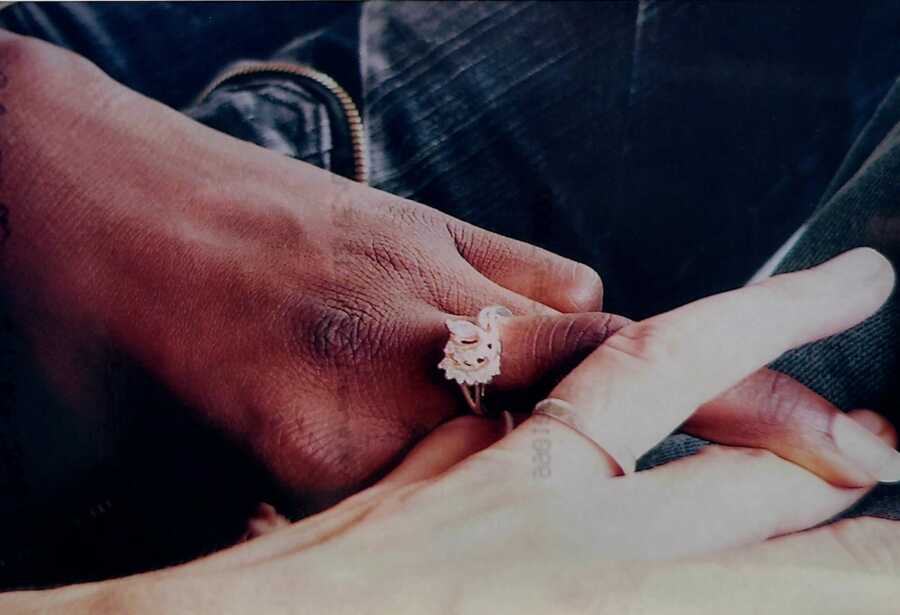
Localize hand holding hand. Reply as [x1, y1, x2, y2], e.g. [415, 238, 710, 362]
[0, 32, 619, 512]
[13, 248, 896, 614]
[1, 32, 893, 518]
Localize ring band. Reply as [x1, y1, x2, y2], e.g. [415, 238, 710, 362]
[533, 398, 637, 475]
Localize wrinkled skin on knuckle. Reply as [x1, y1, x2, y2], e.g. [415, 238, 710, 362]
[278, 230, 409, 371]
[444, 219, 481, 261]
[572, 313, 628, 348]
[445, 220, 525, 276]
[755, 370, 809, 428]
[493, 314, 631, 406]
[604, 320, 685, 367]
[341, 202, 532, 317]
[345, 228, 433, 295]
[288, 294, 396, 370]
[742, 370, 832, 447]
[496, 315, 596, 388]
[331, 199, 463, 311]
[541, 313, 619, 365]
[386, 196, 447, 231]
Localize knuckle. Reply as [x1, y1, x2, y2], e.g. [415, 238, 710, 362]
[546, 318, 581, 358]
[757, 370, 805, 427]
[513, 316, 551, 365]
[561, 314, 618, 353]
[289, 296, 392, 369]
[392, 198, 441, 231]
[826, 517, 900, 574]
[603, 320, 685, 366]
[518, 315, 611, 367]
[310, 307, 364, 364]
[358, 233, 415, 279]
[446, 221, 506, 271]
[344, 223, 445, 303]
[310, 306, 381, 367]
[445, 220, 477, 258]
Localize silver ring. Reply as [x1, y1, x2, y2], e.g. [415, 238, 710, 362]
[533, 398, 636, 475]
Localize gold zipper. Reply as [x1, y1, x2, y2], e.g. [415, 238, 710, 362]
[196, 61, 369, 184]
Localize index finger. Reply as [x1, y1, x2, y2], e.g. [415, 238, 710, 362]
[500, 248, 895, 480]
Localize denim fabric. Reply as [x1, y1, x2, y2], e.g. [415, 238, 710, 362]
[188, 75, 342, 171]
[360, 0, 900, 519]
[0, 1, 350, 108]
[361, 1, 872, 319]
[770, 75, 900, 520]
[3, 0, 900, 582]
[645, 72, 900, 519]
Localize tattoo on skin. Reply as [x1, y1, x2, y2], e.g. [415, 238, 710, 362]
[531, 420, 553, 479]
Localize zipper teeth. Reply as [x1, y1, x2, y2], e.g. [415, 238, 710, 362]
[198, 61, 369, 184]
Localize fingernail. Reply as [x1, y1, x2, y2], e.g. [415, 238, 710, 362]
[832, 413, 900, 483]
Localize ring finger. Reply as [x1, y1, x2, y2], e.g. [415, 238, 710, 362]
[494, 248, 895, 485]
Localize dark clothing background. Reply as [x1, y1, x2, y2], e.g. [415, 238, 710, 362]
[4, 1, 894, 315]
[1, 0, 899, 587]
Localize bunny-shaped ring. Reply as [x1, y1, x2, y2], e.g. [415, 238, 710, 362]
[438, 305, 512, 415]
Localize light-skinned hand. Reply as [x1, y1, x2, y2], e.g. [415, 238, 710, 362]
[5, 248, 897, 614]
